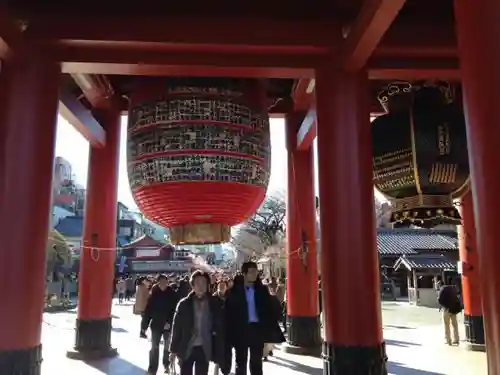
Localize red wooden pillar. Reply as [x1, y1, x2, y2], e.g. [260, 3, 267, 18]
[315, 66, 386, 374]
[0, 55, 60, 374]
[458, 192, 485, 351]
[67, 106, 121, 360]
[283, 112, 321, 355]
[454, 1, 500, 372]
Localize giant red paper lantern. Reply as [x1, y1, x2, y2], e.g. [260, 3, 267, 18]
[127, 78, 271, 244]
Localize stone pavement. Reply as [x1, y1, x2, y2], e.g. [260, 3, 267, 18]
[40, 300, 487, 375]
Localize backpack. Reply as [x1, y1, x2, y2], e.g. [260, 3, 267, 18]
[448, 297, 463, 315]
[438, 286, 463, 314]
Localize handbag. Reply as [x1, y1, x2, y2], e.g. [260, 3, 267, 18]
[133, 304, 140, 315]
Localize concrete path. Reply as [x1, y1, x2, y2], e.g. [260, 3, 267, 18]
[40, 300, 487, 374]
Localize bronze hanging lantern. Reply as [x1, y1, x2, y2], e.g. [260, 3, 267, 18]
[372, 81, 470, 227]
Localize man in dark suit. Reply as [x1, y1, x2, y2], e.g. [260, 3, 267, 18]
[141, 274, 179, 375]
[225, 262, 285, 375]
[169, 271, 225, 375]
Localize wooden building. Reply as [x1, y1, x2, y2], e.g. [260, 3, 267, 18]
[378, 228, 458, 298]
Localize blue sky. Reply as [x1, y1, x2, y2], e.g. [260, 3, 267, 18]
[55, 116, 295, 210]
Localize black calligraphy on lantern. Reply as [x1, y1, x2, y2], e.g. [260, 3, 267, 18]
[437, 123, 451, 155]
[127, 90, 271, 191]
[129, 155, 269, 189]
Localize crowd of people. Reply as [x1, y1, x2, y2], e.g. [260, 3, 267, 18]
[112, 262, 465, 375]
[121, 261, 286, 375]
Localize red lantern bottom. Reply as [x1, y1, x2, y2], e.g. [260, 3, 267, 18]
[133, 180, 266, 231]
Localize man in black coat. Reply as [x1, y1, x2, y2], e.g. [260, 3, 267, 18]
[141, 274, 179, 375]
[225, 262, 285, 375]
[169, 271, 225, 375]
[437, 279, 462, 345]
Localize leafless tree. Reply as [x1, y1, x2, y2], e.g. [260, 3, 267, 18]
[245, 192, 286, 246]
[233, 192, 390, 263]
[231, 191, 286, 258]
[375, 198, 392, 228]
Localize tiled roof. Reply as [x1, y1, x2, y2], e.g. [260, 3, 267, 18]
[394, 254, 457, 271]
[55, 216, 84, 238]
[377, 228, 458, 256]
[122, 234, 168, 249]
[117, 236, 130, 247]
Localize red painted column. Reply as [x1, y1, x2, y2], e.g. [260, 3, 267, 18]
[67, 106, 121, 360]
[283, 112, 321, 355]
[458, 192, 485, 351]
[454, 1, 500, 372]
[315, 66, 386, 374]
[0, 55, 60, 374]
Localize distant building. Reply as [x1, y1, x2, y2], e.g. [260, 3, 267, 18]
[52, 156, 85, 215]
[55, 201, 169, 269]
[54, 216, 84, 267]
[53, 156, 73, 187]
[257, 228, 459, 295]
[122, 235, 193, 274]
[51, 205, 75, 228]
[116, 203, 168, 247]
[378, 228, 458, 304]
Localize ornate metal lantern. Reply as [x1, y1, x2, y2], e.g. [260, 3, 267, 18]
[127, 78, 271, 244]
[372, 81, 469, 227]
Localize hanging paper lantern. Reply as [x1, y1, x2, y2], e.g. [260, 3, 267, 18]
[372, 81, 469, 227]
[127, 78, 271, 244]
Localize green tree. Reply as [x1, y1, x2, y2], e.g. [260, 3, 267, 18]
[46, 229, 71, 280]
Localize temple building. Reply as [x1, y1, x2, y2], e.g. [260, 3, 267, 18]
[121, 235, 194, 275]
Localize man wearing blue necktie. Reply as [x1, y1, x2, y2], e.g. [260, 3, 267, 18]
[225, 262, 285, 375]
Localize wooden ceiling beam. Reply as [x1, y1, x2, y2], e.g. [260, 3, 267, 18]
[295, 100, 388, 150]
[368, 56, 460, 80]
[296, 109, 316, 151]
[292, 78, 315, 111]
[342, 0, 406, 71]
[53, 45, 317, 78]
[13, 1, 351, 20]
[26, 15, 341, 52]
[70, 73, 117, 110]
[377, 20, 457, 58]
[0, 9, 26, 60]
[27, 14, 456, 58]
[55, 44, 458, 80]
[58, 85, 106, 147]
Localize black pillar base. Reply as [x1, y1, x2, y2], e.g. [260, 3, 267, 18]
[66, 318, 118, 360]
[323, 342, 388, 375]
[0, 344, 42, 375]
[283, 315, 321, 356]
[464, 314, 486, 352]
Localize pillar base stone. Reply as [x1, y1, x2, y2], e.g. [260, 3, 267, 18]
[285, 315, 321, 356]
[464, 342, 486, 352]
[67, 317, 118, 360]
[464, 314, 485, 352]
[281, 342, 321, 356]
[0, 344, 43, 375]
[322, 341, 388, 375]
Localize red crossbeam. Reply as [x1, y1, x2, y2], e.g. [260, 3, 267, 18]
[27, 15, 339, 53]
[0, 9, 25, 60]
[58, 86, 106, 148]
[342, 0, 406, 71]
[70, 73, 117, 110]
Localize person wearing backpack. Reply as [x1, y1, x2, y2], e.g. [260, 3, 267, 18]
[437, 278, 462, 345]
